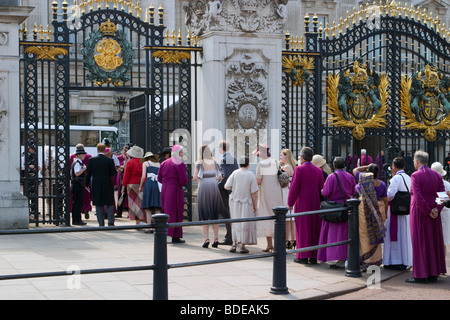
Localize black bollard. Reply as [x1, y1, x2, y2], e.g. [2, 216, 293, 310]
[345, 198, 362, 277]
[270, 206, 289, 294]
[152, 213, 170, 300]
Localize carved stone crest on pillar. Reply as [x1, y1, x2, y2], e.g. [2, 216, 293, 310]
[184, 0, 288, 36]
[225, 51, 269, 130]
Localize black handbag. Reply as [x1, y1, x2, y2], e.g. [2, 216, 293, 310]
[390, 174, 410, 215]
[319, 173, 348, 223]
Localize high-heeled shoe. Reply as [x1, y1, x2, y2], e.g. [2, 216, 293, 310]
[286, 240, 291, 249]
[202, 239, 210, 248]
[211, 239, 219, 248]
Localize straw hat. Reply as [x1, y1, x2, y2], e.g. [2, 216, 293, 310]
[141, 151, 159, 162]
[311, 154, 326, 167]
[127, 145, 144, 159]
[431, 162, 447, 177]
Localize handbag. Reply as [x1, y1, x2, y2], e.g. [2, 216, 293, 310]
[319, 172, 348, 223]
[278, 167, 290, 188]
[117, 193, 124, 206]
[390, 174, 410, 215]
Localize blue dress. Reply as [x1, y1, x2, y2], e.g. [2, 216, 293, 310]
[142, 165, 161, 209]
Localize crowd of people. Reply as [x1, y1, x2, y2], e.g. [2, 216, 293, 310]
[69, 141, 449, 282]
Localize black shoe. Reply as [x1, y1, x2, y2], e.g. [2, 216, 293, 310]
[405, 277, 427, 283]
[73, 221, 87, 226]
[108, 223, 115, 226]
[202, 239, 210, 248]
[172, 237, 185, 244]
[294, 258, 309, 264]
[428, 276, 438, 283]
[211, 239, 219, 248]
[330, 262, 345, 269]
[219, 239, 233, 245]
[309, 258, 317, 264]
[384, 264, 407, 271]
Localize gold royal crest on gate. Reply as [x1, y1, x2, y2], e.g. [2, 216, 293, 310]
[327, 58, 389, 140]
[400, 63, 450, 142]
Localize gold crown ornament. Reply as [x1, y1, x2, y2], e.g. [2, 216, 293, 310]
[99, 19, 117, 36]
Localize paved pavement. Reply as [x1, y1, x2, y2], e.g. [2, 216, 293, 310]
[0, 213, 418, 301]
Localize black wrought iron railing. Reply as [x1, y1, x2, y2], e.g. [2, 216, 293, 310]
[0, 198, 361, 300]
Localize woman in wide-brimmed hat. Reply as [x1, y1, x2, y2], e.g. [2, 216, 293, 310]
[122, 145, 146, 224]
[140, 151, 161, 233]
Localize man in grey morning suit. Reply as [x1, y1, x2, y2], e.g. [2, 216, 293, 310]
[218, 140, 239, 245]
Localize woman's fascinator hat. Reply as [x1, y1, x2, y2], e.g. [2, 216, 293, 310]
[252, 143, 271, 158]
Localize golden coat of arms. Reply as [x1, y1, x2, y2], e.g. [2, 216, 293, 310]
[82, 19, 133, 86]
[327, 59, 389, 140]
[400, 63, 450, 142]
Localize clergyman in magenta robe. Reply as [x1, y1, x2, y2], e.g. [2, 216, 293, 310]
[158, 145, 188, 243]
[317, 157, 355, 266]
[287, 147, 324, 262]
[408, 150, 447, 282]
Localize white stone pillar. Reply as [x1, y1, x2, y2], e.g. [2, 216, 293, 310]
[185, 0, 287, 161]
[0, 5, 34, 229]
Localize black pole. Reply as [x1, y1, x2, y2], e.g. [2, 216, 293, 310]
[153, 213, 170, 300]
[270, 206, 289, 294]
[345, 198, 362, 277]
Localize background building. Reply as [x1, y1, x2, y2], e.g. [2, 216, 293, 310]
[19, 0, 449, 149]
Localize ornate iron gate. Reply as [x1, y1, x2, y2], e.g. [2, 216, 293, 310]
[20, 1, 200, 225]
[282, 4, 450, 178]
[20, 4, 70, 226]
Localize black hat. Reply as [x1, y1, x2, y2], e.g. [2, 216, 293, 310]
[75, 146, 87, 155]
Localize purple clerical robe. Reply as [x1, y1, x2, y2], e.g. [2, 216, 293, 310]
[158, 158, 188, 238]
[317, 169, 355, 262]
[410, 165, 447, 279]
[287, 162, 324, 259]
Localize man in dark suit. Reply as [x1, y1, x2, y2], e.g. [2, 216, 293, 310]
[217, 140, 239, 245]
[85, 143, 117, 226]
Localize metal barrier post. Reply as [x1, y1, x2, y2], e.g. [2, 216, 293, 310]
[345, 198, 362, 277]
[152, 213, 170, 300]
[270, 206, 289, 294]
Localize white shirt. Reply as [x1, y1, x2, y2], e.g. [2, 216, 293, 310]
[73, 158, 84, 175]
[387, 170, 411, 201]
[112, 154, 120, 166]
